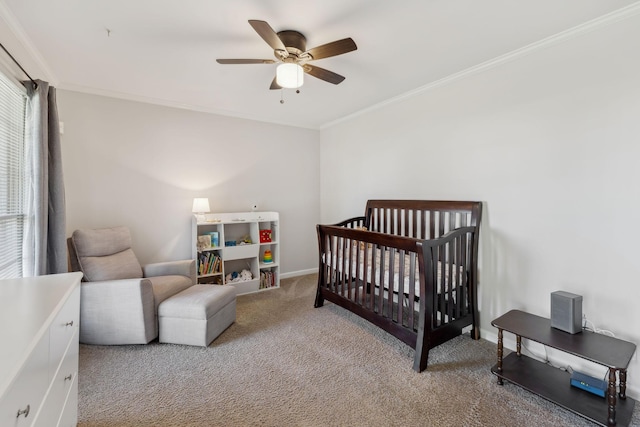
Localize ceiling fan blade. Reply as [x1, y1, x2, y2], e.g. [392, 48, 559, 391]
[216, 59, 276, 64]
[248, 20, 287, 55]
[303, 65, 346, 85]
[269, 77, 282, 90]
[305, 38, 357, 60]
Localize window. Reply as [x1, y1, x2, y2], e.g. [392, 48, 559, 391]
[0, 70, 27, 279]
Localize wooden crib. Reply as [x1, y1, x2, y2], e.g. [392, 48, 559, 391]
[315, 200, 482, 372]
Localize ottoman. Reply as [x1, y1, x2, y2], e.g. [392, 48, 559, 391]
[158, 284, 237, 347]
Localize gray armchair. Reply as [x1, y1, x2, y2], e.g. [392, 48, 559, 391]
[67, 226, 195, 345]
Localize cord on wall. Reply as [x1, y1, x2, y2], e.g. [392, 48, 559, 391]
[519, 340, 576, 374]
[582, 314, 615, 337]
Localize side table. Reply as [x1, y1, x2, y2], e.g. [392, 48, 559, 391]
[491, 309, 636, 426]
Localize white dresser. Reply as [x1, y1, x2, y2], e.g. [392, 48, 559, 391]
[0, 272, 82, 427]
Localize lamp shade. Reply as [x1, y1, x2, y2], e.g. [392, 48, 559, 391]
[192, 198, 210, 213]
[276, 63, 304, 89]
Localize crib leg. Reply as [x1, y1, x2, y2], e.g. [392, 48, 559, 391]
[413, 347, 429, 372]
[469, 287, 480, 340]
[471, 326, 481, 340]
[413, 320, 430, 372]
[314, 287, 324, 308]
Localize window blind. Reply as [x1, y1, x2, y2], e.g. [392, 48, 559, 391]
[0, 70, 27, 279]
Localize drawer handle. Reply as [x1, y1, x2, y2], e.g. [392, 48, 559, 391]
[64, 374, 73, 381]
[65, 320, 74, 327]
[16, 404, 30, 418]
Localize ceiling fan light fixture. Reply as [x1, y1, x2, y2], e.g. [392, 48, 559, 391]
[276, 63, 304, 89]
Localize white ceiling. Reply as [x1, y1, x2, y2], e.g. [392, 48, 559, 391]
[2, 0, 639, 129]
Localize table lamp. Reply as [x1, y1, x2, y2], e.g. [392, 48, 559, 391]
[192, 198, 210, 222]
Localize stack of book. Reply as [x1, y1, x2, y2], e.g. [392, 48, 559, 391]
[260, 271, 276, 289]
[198, 252, 221, 275]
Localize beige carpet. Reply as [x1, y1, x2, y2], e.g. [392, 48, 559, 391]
[78, 274, 639, 426]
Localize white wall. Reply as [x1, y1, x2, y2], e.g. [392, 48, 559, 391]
[320, 13, 640, 394]
[58, 91, 320, 275]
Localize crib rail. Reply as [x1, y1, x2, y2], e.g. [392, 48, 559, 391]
[315, 225, 422, 347]
[333, 216, 366, 229]
[365, 200, 481, 239]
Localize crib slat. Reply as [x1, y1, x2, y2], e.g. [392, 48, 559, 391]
[460, 232, 469, 316]
[354, 238, 361, 304]
[377, 246, 385, 315]
[340, 236, 347, 297]
[431, 245, 439, 328]
[442, 239, 456, 322]
[411, 210, 417, 238]
[429, 211, 435, 239]
[397, 250, 405, 325]
[438, 244, 445, 327]
[387, 247, 395, 320]
[350, 238, 355, 301]
[456, 233, 463, 317]
[363, 242, 371, 310]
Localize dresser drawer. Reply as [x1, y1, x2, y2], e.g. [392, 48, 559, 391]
[0, 334, 49, 427]
[33, 334, 79, 427]
[56, 375, 78, 427]
[49, 287, 80, 381]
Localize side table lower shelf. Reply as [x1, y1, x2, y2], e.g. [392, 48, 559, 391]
[491, 353, 636, 426]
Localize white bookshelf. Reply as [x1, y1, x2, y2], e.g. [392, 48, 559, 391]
[192, 211, 279, 295]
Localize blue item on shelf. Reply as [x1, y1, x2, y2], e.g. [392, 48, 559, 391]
[570, 371, 606, 398]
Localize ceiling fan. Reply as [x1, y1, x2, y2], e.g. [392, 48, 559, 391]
[216, 20, 357, 90]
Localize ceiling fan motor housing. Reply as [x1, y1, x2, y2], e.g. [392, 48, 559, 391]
[275, 30, 310, 62]
[216, 20, 356, 88]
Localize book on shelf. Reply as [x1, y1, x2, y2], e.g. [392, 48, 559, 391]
[259, 270, 276, 289]
[198, 252, 221, 275]
[207, 231, 219, 247]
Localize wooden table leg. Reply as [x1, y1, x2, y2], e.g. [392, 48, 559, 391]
[516, 335, 521, 356]
[619, 369, 627, 400]
[607, 367, 617, 426]
[497, 328, 503, 385]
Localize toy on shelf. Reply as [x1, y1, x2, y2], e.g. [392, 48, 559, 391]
[225, 269, 253, 283]
[263, 250, 273, 264]
[260, 229, 272, 243]
[197, 235, 211, 251]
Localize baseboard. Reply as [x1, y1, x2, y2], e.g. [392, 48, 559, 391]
[280, 268, 318, 280]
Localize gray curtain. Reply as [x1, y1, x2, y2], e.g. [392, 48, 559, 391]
[23, 79, 67, 276]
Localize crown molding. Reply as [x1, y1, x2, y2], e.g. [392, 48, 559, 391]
[0, 0, 58, 84]
[320, 1, 640, 130]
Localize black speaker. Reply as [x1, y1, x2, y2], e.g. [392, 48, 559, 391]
[550, 291, 582, 334]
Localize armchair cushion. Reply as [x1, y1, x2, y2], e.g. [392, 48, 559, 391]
[146, 274, 193, 312]
[80, 248, 143, 281]
[71, 227, 143, 281]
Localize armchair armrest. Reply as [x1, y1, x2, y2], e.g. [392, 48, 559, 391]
[143, 259, 196, 284]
